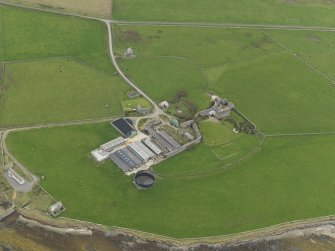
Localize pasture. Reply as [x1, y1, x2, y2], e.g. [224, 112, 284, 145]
[200, 120, 237, 146]
[6, 123, 335, 237]
[113, 0, 335, 26]
[266, 30, 335, 81]
[2, 0, 112, 18]
[119, 57, 209, 109]
[114, 25, 335, 134]
[0, 59, 127, 127]
[121, 97, 152, 112]
[0, 5, 112, 73]
[3, 0, 335, 241]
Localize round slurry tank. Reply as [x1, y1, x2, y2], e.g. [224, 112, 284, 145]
[134, 171, 156, 189]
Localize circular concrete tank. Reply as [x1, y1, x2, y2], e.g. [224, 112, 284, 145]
[134, 171, 156, 189]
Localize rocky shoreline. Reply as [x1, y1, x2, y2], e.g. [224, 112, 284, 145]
[2, 210, 335, 250]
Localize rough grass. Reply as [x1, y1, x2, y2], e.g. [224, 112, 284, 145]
[7, 123, 335, 237]
[114, 25, 335, 133]
[121, 97, 152, 112]
[113, 0, 335, 26]
[200, 120, 237, 146]
[0, 59, 127, 127]
[266, 30, 335, 81]
[0, 5, 112, 73]
[2, 0, 112, 18]
[119, 57, 210, 109]
[215, 52, 335, 134]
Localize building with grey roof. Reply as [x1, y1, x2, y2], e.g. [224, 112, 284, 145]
[144, 126, 174, 151]
[199, 96, 235, 120]
[142, 138, 162, 155]
[110, 148, 142, 172]
[128, 141, 154, 162]
[157, 130, 181, 150]
[100, 137, 125, 152]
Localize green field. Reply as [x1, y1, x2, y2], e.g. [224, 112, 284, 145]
[121, 97, 152, 112]
[0, 5, 112, 73]
[0, 5, 132, 127]
[120, 57, 210, 108]
[3, 0, 335, 241]
[0, 59, 127, 127]
[200, 120, 237, 146]
[113, 0, 335, 26]
[266, 30, 335, 81]
[114, 25, 335, 133]
[6, 123, 335, 237]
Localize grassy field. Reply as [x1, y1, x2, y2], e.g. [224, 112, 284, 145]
[113, 0, 335, 26]
[266, 30, 335, 81]
[114, 25, 335, 133]
[200, 120, 237, 146]
[0, 59, 127, 127]
[121, 97, 152, 112]
[6, 123, 335, 237]
[3, 0, 335, 241]
[0, 5, 112, 73]
[120, 57, 210, 108]
[2, 0, 112, 18]
[215, 52, 335, 133]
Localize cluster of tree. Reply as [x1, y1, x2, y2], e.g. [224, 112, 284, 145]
[171, 90, 188, 103]
[227, 117, 257, 134]
[170, 90, 198, 120]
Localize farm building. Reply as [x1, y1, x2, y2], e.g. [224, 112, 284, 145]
[199, 96, 235, 120]
[91, 137, 126, 162]
[49, 201, 65, 217]
[159, 101, 170, 109]
[142, 138, 162, 155]
[112, 118, 136, 137]
[127, 90, 139, 99]
[128, 141, 155, 162]
[100, 137, 125, 152]
[110, 148, 143, 172]
[144, 125, 181, 152]
[124, 47, 135, 57]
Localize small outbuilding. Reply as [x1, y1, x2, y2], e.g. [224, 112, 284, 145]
[159, 101, 170, 109]
[127, 90, 139, 99]
[49, 201, 65, 217]
[124, 47, 135, 58]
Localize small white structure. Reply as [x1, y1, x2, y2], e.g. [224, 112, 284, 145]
[128, 141, 155, 162]
[159, 101, 170, 109]
[49, 201, 65, 217]
[91, 137, 126, 162]
[183, 131, 194, 141]
[211, 95, 219, 102]
[8, 168, 25, 185]
[208, 110, 216, 116]
[142, 138, 162, 155]
[124, 47, 135, 57]
[91, 149, 110, 162]
[100, 137, 125, 152]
